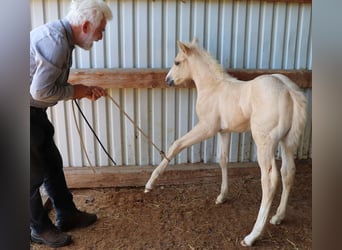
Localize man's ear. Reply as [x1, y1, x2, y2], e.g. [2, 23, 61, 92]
[177, 41, 192, 55]
[82, 21, 91, 34]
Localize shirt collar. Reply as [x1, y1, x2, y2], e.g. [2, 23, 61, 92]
[60, 18, 75, 49]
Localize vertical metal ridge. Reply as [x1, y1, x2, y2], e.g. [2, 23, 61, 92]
[31, 0, 312, 167]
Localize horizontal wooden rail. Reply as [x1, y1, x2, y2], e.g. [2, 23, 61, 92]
[69, 69, 311, 89]
[262, 0, 311, 3]
[158, 1, 312, 3]
[64, 162, 259, 189]
[64, 159, 311, 189]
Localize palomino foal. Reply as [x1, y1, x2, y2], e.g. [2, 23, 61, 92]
[145, 38, 307, 247]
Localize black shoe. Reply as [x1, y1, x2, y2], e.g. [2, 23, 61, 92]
[31, 226, 72, 248]
[56, 210, 97, 232]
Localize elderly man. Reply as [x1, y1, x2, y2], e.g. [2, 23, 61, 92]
[30, 0, 112, 247]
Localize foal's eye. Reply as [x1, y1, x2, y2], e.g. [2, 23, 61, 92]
[174, 61, 180, 66]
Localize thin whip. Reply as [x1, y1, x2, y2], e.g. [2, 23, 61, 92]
[73, 99, 117, 166]
[106, 94, 170, 162]
[71, 101, 96, 173]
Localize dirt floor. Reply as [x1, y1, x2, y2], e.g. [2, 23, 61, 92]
[30, 160, 311, 250]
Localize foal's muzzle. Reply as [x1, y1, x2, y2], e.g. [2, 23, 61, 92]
[165, 76, 175, 86]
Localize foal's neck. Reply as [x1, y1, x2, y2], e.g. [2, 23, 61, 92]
[191, 59, 235, 92]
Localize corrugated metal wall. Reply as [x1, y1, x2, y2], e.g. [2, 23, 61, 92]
[30, 0, 312, 167]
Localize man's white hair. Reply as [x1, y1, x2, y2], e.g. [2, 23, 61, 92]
[66, 0, 113, 27]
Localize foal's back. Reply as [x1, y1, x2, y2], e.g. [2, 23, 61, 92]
[246, 74, 299, 141]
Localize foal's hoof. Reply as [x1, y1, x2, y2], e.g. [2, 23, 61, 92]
[240, 239, 252, 247]
[215, 195, 228, 205]
[144, 188, 152, 193]
[240, 240, 248, 247]
[241, 236, 254, 247]
[270, 215, 283, 225]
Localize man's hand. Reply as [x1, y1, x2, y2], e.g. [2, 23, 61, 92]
[73, 84, 107, 100]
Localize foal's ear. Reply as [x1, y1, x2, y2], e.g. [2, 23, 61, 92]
[191, 37, 199, 46]
[177, 41, 192, 55]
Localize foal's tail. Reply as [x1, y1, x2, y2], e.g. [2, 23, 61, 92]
[273, 74, 308, 151]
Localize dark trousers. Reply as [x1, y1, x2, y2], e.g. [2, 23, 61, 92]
[30, 107, 77, 233]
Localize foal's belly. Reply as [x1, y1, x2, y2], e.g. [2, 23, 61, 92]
[220, 118, 251, 133]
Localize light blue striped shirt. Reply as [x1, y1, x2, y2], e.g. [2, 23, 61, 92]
[30, 19, 75, 108]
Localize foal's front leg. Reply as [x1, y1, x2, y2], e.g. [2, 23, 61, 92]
[145, 123, 217, 193]
[216, 132, 230, 204]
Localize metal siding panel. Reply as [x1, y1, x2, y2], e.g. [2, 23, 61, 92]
[121, 1, 134, 68]
[203, 0, 220, 163]
[258, 2, 274, 69]
[31, 0, 312, 167]
[176, 89, 190, 164]
[245, 1, 260, 69]
[218, 0, 233, 68]
[164, 1, 177, 67]
[232, 0, 247, 68]
[151, 0, 164, 67]
[106, 0, 120, 68]
[93, 97, 110, 166]
[59, 0, 69, 18]
[92, 38, 105, 68]
[307, 33, 312, 70]
[30, 0, 45, 28]
[179, 0, 191, 42]
[136, 0, 149, 68]
[75, 47, 91, 68]
[44, 0, 59, 21]
[136, 89, 150, 165]
[189, 89, 201, 163]
[79, 100, 96, 165]
[202, 137, 215, 163]
[192, 1, 206, 46]
[251, 141, 258, 162]
[240, 132, 253, 162]
[108, 89, 123, 165]
[271, 3, 287, 69]
[164, 88, 176, 164]
[229, 133, 240, 162]
[206, 0, 219, 58]
[151, 89, 163, 164]
[123, 89, 136, 165]
[297, 89, 312, 159]
[283, 4, 299, 69]
[295, 4, 311, 69]
[66, 101, 83, 167]
[52, 102, 70, 167]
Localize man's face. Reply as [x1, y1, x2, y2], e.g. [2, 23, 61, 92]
[80, 17, 107, 50]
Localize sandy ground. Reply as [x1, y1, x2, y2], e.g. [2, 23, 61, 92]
[30, 160, 311, 249]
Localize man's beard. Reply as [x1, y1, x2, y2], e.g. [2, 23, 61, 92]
[80, 31, 95, 50]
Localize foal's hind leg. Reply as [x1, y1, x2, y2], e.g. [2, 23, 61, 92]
[270, 141, 296, 225]
[242, 139, 279, 247]
[216, 132, 230, 204]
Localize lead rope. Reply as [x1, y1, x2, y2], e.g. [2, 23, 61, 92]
[72, 94, 170, 171]
[106, 94, 170, 162]
[71, 101, 97, 173]
[73, 99, 117, 166]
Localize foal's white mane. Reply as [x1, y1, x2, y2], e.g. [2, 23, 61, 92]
[188, 42, 237, 81]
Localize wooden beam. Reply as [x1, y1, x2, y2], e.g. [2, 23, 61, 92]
[68, 69, 312, 89]
[64, 163, 260, 189]
[263, 0, 311, 3]
[262, 0, 311, 3]
[64, 159, 311, 189]
[164, 0, 311, 3]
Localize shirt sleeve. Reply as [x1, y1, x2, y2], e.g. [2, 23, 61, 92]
[30, 36, 74, 105]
